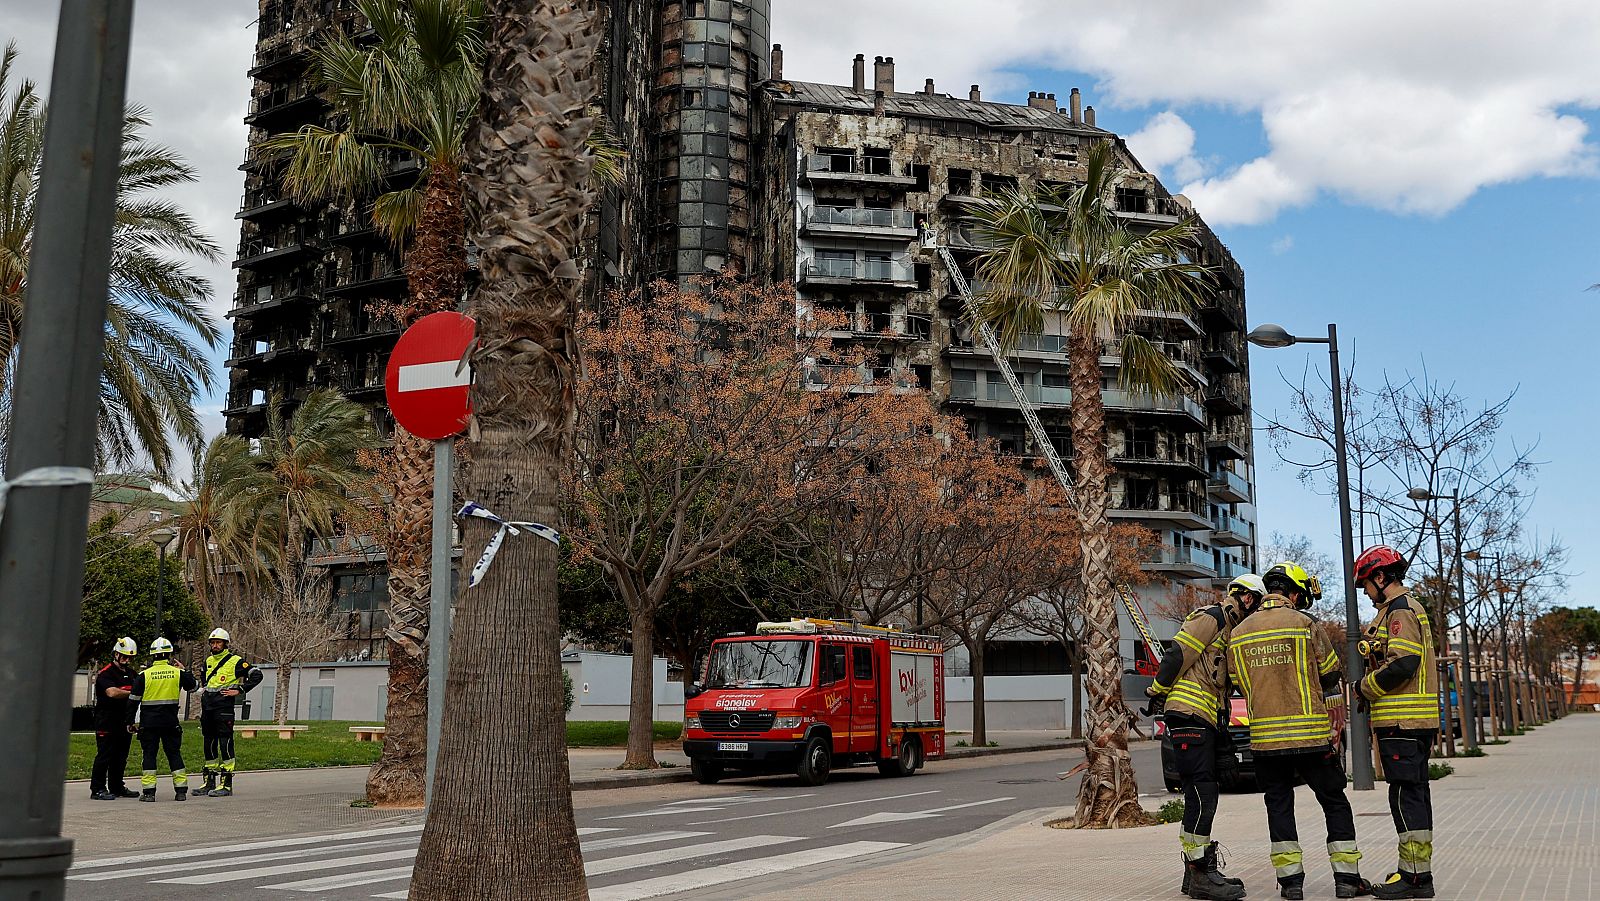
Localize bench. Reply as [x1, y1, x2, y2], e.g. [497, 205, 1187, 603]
[348, 726, 387, 742]
[238, 724, 309, 740]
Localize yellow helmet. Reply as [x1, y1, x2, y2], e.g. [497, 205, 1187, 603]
[1263, 561, 1314, 599]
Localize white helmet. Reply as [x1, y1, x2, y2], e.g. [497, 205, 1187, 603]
[209, 628, 231, 643]
[1228, 573, 1268, 598]
[149, 637, 175, 656]
[113, 637, 138, 656]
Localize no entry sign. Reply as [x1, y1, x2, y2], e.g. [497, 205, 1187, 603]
[384, 311, 476, 440]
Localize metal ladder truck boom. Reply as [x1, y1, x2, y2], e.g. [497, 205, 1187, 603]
[934, 243, 1164, 678]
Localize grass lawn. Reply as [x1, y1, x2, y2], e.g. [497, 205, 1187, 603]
[67, 720, 685, 780]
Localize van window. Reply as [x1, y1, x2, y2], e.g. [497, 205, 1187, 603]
[852, 646, 873, 681]
[821, 645, 848, 685]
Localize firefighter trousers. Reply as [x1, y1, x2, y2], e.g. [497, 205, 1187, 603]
[1377, 729, 1435, 876]
[90, 727, 133, 793]
[1256, 749, 1362, 886]
[201, 708, 237, 778]
[138, 727, 188, 790]
[1167, 713, 1222, 862]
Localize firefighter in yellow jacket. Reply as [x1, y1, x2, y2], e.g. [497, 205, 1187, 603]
[1230, 562, 1370, 900]
[1146, 574, 1265, 900]
[1354, 545, 1439, 900]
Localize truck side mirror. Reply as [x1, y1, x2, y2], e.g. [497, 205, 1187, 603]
[685, 681, 704, 700]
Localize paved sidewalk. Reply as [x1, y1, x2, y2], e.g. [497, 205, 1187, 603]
[737, 714, 1600, 901]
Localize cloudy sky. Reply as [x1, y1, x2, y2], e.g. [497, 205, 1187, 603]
[7, 1, 1599, 587]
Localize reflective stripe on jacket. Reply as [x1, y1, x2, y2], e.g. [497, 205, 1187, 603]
[1151, 596, 1250, 722]
[1229, 596, 1342, 754]
[128, 659, 197, 729]
[1359, 592, 1439, 731]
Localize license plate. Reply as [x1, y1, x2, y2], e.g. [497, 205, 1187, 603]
[717, 742, 750, 752]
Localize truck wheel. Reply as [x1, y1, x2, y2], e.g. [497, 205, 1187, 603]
[796, 736, 831, 786]
[877, 738, 918, 777]
[691, 759, 723, 785]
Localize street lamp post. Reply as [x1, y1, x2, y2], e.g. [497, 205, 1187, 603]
[1405, 487, 1479, 751]
[151, 528, 175, 638]
[1247, 322, 1373, 790]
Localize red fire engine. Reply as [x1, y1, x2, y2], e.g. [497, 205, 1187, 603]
[682, 619, 945, 786]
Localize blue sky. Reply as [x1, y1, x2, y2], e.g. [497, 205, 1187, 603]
[7, 1, 1597, 593]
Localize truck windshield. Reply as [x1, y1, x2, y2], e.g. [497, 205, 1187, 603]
[705, 641, 813, 689]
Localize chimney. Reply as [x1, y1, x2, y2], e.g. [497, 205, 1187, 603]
[1027, 91, 1055, 111]
[771, 43, 783, 81]
[1069, 87, 1082, 122]
[1084, 105, 1096, 127]
[874, 89, 886, 117]
[969, 84, 981, 102]
[852, 54, 866, 92]
[923, 78, 936, 95]
[874, 56, 895, 94]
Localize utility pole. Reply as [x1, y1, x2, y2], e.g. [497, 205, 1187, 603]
[0, 3, 135, 899]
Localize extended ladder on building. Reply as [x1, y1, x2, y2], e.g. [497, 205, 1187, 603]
[933, 242, 1164, 676]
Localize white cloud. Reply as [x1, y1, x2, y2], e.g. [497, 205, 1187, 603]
[775, 0, 1600, 225]
[1270, 235, 1294, 255]
[1125, 111, 1205, 183]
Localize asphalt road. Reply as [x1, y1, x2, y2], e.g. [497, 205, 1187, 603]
[67, 744, 1164, 901]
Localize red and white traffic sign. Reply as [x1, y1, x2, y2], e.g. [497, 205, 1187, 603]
[384, 311, 476, 440]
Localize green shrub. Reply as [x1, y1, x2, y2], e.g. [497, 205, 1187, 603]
[1462, 746, 1486, 758]
[1428, 762, 1454, 780]
[563, 669, 575, 714]
[1154, 800, 1185, 824]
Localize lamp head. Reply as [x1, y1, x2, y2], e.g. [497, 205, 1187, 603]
[150, 528, 175, 550]
[1407, 488, 1437, 501]
[1246, 323, 1296, 349]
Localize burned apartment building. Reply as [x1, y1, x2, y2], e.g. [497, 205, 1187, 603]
[228, 0, 1254, 660]
[749, 54, 1259, 614]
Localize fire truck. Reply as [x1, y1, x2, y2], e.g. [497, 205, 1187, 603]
[681, 619, 945, 786]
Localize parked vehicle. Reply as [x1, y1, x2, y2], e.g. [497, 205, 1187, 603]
[1160, 695, 1255, 793]
[682, 619, 945, 786]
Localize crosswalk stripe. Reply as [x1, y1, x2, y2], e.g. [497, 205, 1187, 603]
[583, 831, 712, 852]
[687, 790, 939, 824]
[577, 828, 620, 835]
[584, 835, 795, 877]
[154, 849, 418, 885]
[70, 824, 424, 870]
[262, 865, 415, 892]
[583, 841, 906, 901]
[69, 837, 411, 881]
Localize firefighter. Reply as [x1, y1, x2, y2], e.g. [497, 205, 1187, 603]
[1230, 562, 1371, 900]
[125, 637, 198, 801]
[1145, 574, 1266, 900]
[195, 628, 262, 798]
[89, 638, 140, 800]
[1354, 545, 1439, 900]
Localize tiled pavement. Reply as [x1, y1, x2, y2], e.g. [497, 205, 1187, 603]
[734, 714, 1600, 901]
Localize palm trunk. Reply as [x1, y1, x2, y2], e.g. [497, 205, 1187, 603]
[1066, 332, 1143, 828]
[408, 2, 599, 897]
[969, 639, 987, 747]
[1068, 642, 1084, 739]
[370, 165, 469, 806]
[623, 601, 660, 768]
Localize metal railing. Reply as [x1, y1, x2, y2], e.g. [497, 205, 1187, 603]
[1102, 387, 1206, 421]
[803, 256, 915, 283]
[1212, 510, 1253, 539]
[1112, 440, 1204, 468]
[1209, 467, 1251, 498]
[235, 279, 316, 309]
[805, 206, 916, 230]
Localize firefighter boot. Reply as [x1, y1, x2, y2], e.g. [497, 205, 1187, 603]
[139, 790, 156, 802]
[1336, 875, 1374, 898]
[174, 786, 187, 802]
[1181, 843, 1245, 894]
[210, 773, 233, 798]
[1370, 872, 1434, 899]
[1279, 875, 1306, 900]
[195, 769, 215, 798]
[1184, 855, 1246, 900]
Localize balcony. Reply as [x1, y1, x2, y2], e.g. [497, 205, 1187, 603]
[323, 314, 403, 346]
[1207, 425, 1249, 460]
[1135, 308, 1204, 338]
[247, 42, 310, 81]
[803, 153, 916, 188]
[945, 330, 1069, 361]
[1208, 466, 1251, 503]
[243, 79, 326, 129]
[235, 188, 298, 222]
[945, 378, 1070, 408]
[799, 256, 916, 289]
[1110, 440, 1207, 476]
[227, 332, 316, 368]
[1213, 554, 1250, 584]
[1111, 191, 1184, 226]
[326, 258, 407, 295]
[1110, 491, 1211, 532]
[1102, 388, 1207, 428]
[228, 280, 318, 320]
[1202, 334, 1244, 374]
[1204, 375, 1248, 415]
[1211, 510, 1253, 547]
[802, 206, 918, 240]
[1100, 338, 1204, 384]
[234, 235, 319, 269]
[1143, 535, 1217, 579]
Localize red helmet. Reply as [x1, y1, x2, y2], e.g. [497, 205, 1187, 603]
[1354, 545, 1407, 584]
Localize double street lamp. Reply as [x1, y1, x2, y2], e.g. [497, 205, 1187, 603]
[1246, 322, 1373, 791]
[1405, 487, 1480, 751]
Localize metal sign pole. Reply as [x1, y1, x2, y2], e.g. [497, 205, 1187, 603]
[0, 3, 134, 897]
[425, 439, 453, 808]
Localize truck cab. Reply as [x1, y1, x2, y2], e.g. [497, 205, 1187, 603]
[682, 619, 944, 786]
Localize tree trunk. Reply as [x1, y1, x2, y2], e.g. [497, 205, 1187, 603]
[623, 602, 660, 768]
[407, 2, 598, 897]
[1068, 643, 1084, 740]
[1065, 333, 1143, 828]
[273, 660, 293, 725]
[369, 163, 469, 805]
[969, 640, 987, 747]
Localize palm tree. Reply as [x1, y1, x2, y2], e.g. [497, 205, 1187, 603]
[0, 43, 222, 479]
[407, 0, 599, 895]
[234, 389, 379, 724]
[970, 142, 1211, 827]
[264, 0, 483, 804]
